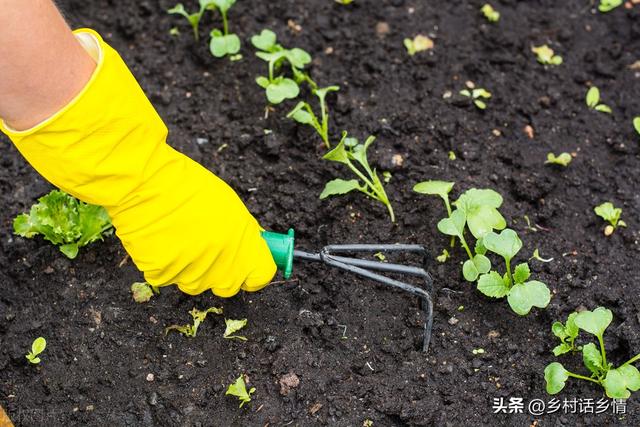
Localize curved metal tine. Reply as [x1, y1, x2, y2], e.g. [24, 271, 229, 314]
[323, 244, 427, 254]
[327, 255, 433, 294]
[322, 254, 433, 352]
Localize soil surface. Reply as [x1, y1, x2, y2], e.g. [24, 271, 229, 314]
[2, 0, 640, 426]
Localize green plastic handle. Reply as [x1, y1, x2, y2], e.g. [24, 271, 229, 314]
[261, 229, 295, 279]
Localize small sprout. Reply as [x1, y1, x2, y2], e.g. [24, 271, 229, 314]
[598, 0, 623, 12]
[532, 45, 563, 66]
[165, 307, 223, 337]
[403, 35, 434, 56]
[321, 133, 395, 222]
[131, 282, 160, 303]
[169, 27, 180, 37]
[207, 0, 241, 58]
[530, 248, 554, 263]
[436, 249, 450, 263]
[448, 151, 456, 160]
[167, 3, 204, 41]
[480, 4, 500, 22]
[585, 87, 612, 114]
[335, 0, 354, 4]
[457, 305, 465, 312]
[633, 117, 640, 136]
[13, 190, 113, 259]
[226, 375, 256, 407]
[382, 171, 392, 183]
[363, 420, 374, 427]
[551, 312, 580, 356]
[26, 337, 46, 365]
[287, 85, 340, 149]
[460, 88, 491, 110]
[374, 252, 386, 261]
[229, 54, 243, 61]
[472, 348, 485, 355]
[223, 318, 248, 341]
[594, 202, 625, 235]
[545, 307, 640, 398]
[545, 152, 572, 167]
[523, 215, 537, 232]
[413, 180, 455, 215]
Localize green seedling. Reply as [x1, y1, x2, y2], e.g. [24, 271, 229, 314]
[287, 85, 340, 149]
[168, 2, 209, 41]
[413, 180, 455, 246]
[131, 282, 160, 303]
[226, 375, 256, 407]
[13, 190, 113, 259]
[633, 117, 640, 136]
[480, 4, 500, 22]
[599, 0, 623, 12]
[223, 318, 248, 341]
[26, 337, 46, 365]
[530, 248, 553, 263]
[551, 312, 580, 356]
[335, 0, 353, 4]
[436, 249, 450, 263]
[321, 132, 395, 222]
[545, 152, 572, 167]
[207, 0, 241, 58]
[545, 307, 640, 398]
[403, 35, 434, 56]
[594, 202, 625, 236]
[448, 151, 456, 160]
[165, 307, 222, 337]
[460, 88, 491, 110]
[477, 229, 551, 315]
[585, 87, 612, 114]
[169, 27, 180, 37]
[472, 348, 485, 355]
[532, 45, 563, 66]
[252, 29, 312, 104]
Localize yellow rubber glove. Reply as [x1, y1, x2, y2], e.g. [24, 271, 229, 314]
[0, 29, 276, 297]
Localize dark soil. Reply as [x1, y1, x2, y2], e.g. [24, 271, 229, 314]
[2, 0, 640, 425]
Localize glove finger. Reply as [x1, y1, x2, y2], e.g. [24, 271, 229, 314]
[241, 233, 277, 292]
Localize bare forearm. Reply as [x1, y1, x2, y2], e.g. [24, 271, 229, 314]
[0, 0, 95, 130]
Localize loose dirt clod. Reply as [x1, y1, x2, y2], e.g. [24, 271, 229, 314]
[279, 372, 300, 396]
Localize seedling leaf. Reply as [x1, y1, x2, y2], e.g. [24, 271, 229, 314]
[483, 229, 522, 262]
[574, 307, 612, 338]
[226, 376, 256, 407]
[586, 87, 600, 108]
[545, 362, 569, 394]
[437, 209, 466, 238]
[603, 365, 640, 398]
[513, 262, 531, 284]
[131, 282, 155, 303]
[210, 30, 241, 57]
[463, 254, 491, 282]
[480, 4, 500, 22]
[265, 78, 300, 104]
[582, 342, 604, 375]
[251, 29, 277, 51]
[633, 117, 640, 136]
[599, 0, 623, 12]
[477, 271, 510, 298]
[507, 280, 551, 315]
[454, 189, 505, 238]
[545, 152, 572, 167]
[594, 202, 622, 228]
[320, 179, 361, 199]
[224, 318, 248, 341]
[26, 337, 46, 365]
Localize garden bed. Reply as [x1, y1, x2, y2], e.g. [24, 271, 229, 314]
[1, 0, 640, 425]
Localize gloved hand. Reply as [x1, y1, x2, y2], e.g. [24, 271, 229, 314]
[0, 29, 276, 297]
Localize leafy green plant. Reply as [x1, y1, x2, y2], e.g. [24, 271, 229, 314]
[585, 87, 612, 114]
[207, 0, 240, 58]
[545, 307, 640, 398]
[287, 85, 340, 149]
[165, 307, 222, 337]
[594, 202, 625, 236]
[252, 29, 312, 104]
[131, 282, 160, 303]
[168, 3, 206, 41]
[26, 337, 46, 365]
[551, 312, 580, 356]
[223, 318, 248, 341]
[13, 190, 113, 259]
[413, 181, 454, 216]
[545, 152, 572, 167]
[480, 4, 500, 22]
[321, 132, 395, 222]
[633, 117, 640, 136]
[477, 229, 551, 315]
[403, 35, 434, 56]
[226, 375, 256, 407]
[532, 45, 563, 65]
[460, 88, 491, 110]
[599, 0, 623, 12]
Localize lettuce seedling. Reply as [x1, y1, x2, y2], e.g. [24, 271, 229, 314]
[480, 4, 500, 22]
[599, 0, 623, 12]
[585, 87, 612, 114]
[545, 307, 640, 398]
[252, 29, 312, 104]
[545, 152, 572, 167]
[226, 375, 255, 407]
[551, 312, 580, 356]
[460, 88, 491, 110]
[532, 45, 563, 66]
[477, 229, 551, 315]
[26, 337, 46, 365]
[13, 190, 113, 259]
[321, 132, 395, 222]
[131, 282, 160, 303]
[223, 318, 248, 341]
[594, 202, 625, 236]
[287, 85, 340, 149]
[633, 117, 640, 136]
[168, 2, 210, 41]
[207, 0, 241, 58]
[165, 307, 222, 337]
[403, 35, 434, 56]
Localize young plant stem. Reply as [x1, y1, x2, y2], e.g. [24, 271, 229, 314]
[505, 259, 513, 285]
[222, 11, 229, 35]
[346, 160, 395, 222]
[597, 335, 608, 368]
[623, 354, 640, 366]
[566, 371, 601, 384]
[459, 235, 473, 260]
[320, 99, 329, 147]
